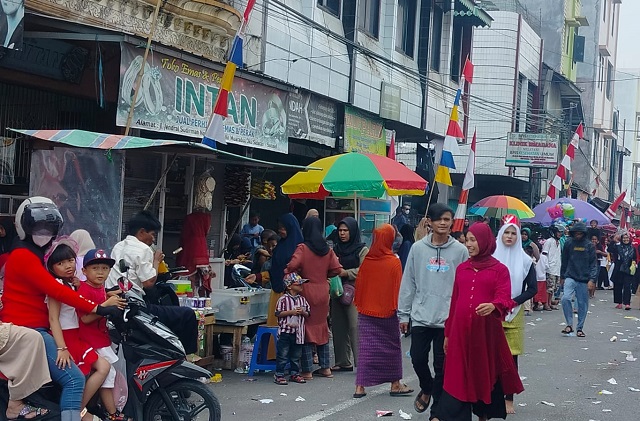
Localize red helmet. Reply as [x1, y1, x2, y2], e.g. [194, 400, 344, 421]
[501, 214, 520, 227]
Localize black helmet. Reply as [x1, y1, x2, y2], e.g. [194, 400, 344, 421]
[15, 197, 63, 240]
[569, 221, 588, 235]
[231, 264, 254, 288]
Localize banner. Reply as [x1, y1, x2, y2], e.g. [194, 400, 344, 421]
[506, 132, 559, 168]
[344, 106, 386, 156]
[117, 43, 288, 154]
[287, 92, 337, 147]
[0, 137, 16, 184]
[0, 0, 24, 50]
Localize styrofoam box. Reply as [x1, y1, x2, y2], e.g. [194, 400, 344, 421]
[210, 287, 270, 323]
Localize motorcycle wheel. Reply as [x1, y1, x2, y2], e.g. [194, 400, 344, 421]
[144, 379, 221, 421]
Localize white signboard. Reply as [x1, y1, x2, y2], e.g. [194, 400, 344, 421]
[505, 133, 559, 168]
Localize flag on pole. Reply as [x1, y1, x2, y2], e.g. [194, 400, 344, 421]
[202, 0, 256, 148]
[592, 175, 600, 196]
[620, 207, 628, 230]
[452, 129, 477, 232]
[388, 130, 396, 160]
[546, 123, 583, 201]
[434, 89, 463, 186]
[462, 57, 474, 84]
[605, 190, 626, 220]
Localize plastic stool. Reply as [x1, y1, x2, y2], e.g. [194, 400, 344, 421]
[248, 326, 278, 376]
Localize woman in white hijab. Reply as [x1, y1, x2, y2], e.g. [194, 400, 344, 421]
[69, 229, 96, 281]
[492, 215, 537, 415]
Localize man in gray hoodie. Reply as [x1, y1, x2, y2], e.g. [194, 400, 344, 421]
[399, 203, 469, 421]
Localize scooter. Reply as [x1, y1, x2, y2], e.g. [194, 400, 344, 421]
[0, 262, 221, 421]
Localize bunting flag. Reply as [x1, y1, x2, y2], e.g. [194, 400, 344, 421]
[605, 190, 626, 220]
[434, 89, 463, 186]
[202, 0, 256, 148]
[462, 57, 474, 84]
[546, 123, 583, 201]
[388, 130, 396, 160]
[452, 129, 477, 232]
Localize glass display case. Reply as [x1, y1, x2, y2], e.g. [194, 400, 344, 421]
[324, 196, 392, 246]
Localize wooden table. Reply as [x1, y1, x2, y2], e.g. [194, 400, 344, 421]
[198, 317, 267, 370]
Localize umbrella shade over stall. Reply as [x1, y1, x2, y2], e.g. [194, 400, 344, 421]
[468, 195, 535, 219]
[523, 198, 610, 226]
[281, 152, 428, 199]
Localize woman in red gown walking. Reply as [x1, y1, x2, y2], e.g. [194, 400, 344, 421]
[440, 222, 523, 421]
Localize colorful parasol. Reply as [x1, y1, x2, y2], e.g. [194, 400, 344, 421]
[468, 195, 535, 219]
[523, 198, 609, 226]
[281, 152, 428, 199]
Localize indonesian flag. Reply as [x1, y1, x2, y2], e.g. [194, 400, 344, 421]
[605, 190, 626, 221]
[546, 123, 583, 201]
[388, 130, 396, 160]
[452, 129, 476, 232]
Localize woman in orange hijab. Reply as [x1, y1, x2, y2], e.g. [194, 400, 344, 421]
[352, 224, 413, 398]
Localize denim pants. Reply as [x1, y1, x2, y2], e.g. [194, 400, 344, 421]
[36, 328, 85, 419]
[561, 278, 589, 331]
[275, 332, 302, 376]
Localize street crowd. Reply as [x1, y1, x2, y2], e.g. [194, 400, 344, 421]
[1, 196, 640, 421]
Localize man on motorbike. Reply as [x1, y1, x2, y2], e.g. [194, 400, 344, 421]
[106, 211, 198, 358]
[0, 197, 125, 421]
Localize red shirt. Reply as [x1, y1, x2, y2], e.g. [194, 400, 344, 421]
[0, 248, 97, 329]
[77, 282, 111, 349]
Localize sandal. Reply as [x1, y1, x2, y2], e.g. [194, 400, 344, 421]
[414, 391, 431, 413]
[104, 411, 133, 421]
[312, 368, 334, 378]
[289, 374, 307, 384]
[562, 326, 574, 335]
[274, 375, 288, 385]
[576, 330, 586, 337]
[7, 404, 49, 420]
[330, 365, 354, 372]
[390, 384, 414, 396]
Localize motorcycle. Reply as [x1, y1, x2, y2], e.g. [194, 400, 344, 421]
[0, 261, 221, 421]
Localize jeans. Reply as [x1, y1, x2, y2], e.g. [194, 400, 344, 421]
[36, 329, 85, 418]
[410, 326, 445, 420]
[275, 333, 302, 376]
[561, 278, 589, 331]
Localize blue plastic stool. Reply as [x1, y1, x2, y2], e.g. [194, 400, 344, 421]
[248, 326, 278, 376]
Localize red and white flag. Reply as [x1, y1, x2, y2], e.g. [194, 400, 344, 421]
[388, 130, 396, 160]
[452, 129, 476, 232]
[546, 123, 583, 201]
[605, 190, 626, 221]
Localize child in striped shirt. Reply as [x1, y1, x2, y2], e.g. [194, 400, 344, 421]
[274, 273, 310, 385]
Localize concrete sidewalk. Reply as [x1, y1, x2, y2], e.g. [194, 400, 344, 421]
[208, 290, 640, 420]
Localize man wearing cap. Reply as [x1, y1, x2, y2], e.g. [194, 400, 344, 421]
[106, 211, 198, 358]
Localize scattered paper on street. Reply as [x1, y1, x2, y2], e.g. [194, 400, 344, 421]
[259, 399, 273, 404]
[376, 410, 393, 417]
[607, 378, 617, 385]
[540, 401, 555, 407]
[629, 387, 640, 392]
[599, 390, 613, 395]
[295, 396, 306, 402]
[537, 348, 547, 353]
[610, 336, 617, 342]
[399, 409, 412, 420]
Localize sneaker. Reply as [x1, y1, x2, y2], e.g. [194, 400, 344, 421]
[615, 304, 623, 309]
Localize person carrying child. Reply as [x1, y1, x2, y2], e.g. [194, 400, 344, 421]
[46, 238, 125, 421]
[76, 249, 131, 421]
[274, 272, 310, 386]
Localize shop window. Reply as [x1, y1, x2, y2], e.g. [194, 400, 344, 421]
[318, 0, 340, 17]
[396, 0, 417, 57]
[359, 0, 380, 38]
[431, 4, 443, 72]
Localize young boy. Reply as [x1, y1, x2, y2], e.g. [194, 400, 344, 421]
[274, 273, 310, 386]
[77, 249, 129, 421]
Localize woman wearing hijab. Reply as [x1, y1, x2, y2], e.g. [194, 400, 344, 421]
[493, 216, 537, 414]
[331, 217, 368, 372]
[398, 224, 415, 270]
[68, 229, 96, 282]
[353, 224, 413, 398]
[520, 228, 539, 260]
[612, 231, 636, 310]
[440, 223, 523, 421]
[285, 216, 342, 379]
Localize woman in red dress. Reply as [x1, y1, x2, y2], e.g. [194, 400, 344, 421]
[440, 222, 524, 421]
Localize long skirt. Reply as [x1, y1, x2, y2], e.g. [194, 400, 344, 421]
[534, 281, 547, 304]
[355, 313, 402, 387]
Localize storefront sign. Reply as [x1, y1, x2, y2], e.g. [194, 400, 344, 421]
[287, 92, 337, 147]
[1, 0, 24, 50]
[344, 106, 386, 156]
[505, 132, 559, 168]
[116, 43, 289, 154]
[380, 82, 401, 121]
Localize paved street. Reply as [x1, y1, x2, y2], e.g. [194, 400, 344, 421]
[210, 290, 640, 420]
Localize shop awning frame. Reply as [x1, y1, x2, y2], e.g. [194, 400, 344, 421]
[8, 128, 319, 171]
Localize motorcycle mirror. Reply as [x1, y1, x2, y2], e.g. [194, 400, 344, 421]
[118, 259, 129, 273]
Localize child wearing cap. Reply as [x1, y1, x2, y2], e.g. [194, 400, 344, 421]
[274, 273, 311, 385]
[77, 249, 131, 421]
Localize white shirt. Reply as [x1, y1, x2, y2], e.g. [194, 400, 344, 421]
[46, 279, 80, 329]
[106, 235, 156, 294]
[541, 238, 562, 276]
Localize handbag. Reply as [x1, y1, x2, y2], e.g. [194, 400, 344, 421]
[329, 276, 343, 297]
[630, 261, 637, 276]
[340, 282, 355, 306]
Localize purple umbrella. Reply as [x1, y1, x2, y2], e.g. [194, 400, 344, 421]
[522, 198, 610, 226]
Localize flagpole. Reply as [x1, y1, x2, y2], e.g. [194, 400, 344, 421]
[124, 0, 164, 136]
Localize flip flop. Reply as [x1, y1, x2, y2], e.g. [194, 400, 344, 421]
[561, 326, 574, 335]
[312, 369, 334, 378]
[353, 392, 367, 399]
[390, 387, 414, 396]
[7, 404, 49, 420]
[331, 365, 354, 372]
[576, 330, 586, 337]
[414, 391, 431, 413]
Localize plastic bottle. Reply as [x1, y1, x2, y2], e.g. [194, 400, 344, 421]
[240, 336, 253, 372]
